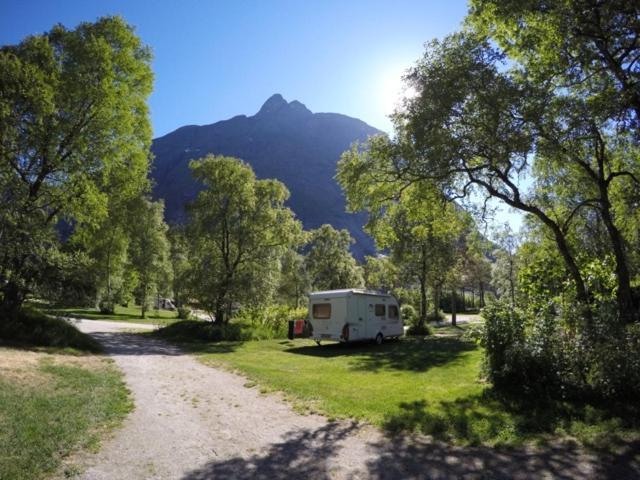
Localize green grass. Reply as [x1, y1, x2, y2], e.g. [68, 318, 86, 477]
[0, 308, 101, 352]
[172, 333, 640, 448]
[0, 352, 132, 480]
[45, 304, 180, 325]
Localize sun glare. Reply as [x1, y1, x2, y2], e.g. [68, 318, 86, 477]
[377, 65, 417, 116]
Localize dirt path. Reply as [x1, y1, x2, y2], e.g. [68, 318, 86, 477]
[70, 319, 638, 480]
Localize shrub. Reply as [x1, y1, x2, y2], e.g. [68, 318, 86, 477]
[481, 299, 640, 401]
[400, 304, 417, 325]
[177, 306, 191, 320]
[233, 305, 307, 340]
[155, 320, 249, 342]
[406, 323, 431, 336]
[0, 308, 101, 352]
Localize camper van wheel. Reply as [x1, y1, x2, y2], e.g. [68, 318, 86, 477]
[315, 340, 321, 346]
[375, 333, 383, 346]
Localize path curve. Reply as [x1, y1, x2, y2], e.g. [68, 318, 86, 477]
[70, 319, 637, 479]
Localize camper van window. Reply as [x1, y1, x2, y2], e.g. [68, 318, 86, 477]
[375, 304, 385, 317]
[388, 305, 399, 319]
[312, 303, 331, 319]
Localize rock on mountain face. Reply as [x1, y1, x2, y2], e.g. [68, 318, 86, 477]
[151, 94, 381, 259]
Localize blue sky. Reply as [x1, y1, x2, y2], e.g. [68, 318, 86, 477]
[0, 0, 522, 232]
[1, 0, 469, 137]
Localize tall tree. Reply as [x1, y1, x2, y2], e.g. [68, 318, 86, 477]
[304, 224, 364, 291]
[379, 23, 638, 322]
[188, 155, 302, 323]
[338, 150, 467, 327]
[128, 197, 172, 319]
[0, 16, 153, 313]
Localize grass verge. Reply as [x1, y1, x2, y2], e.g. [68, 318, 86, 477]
[0, 308, 101, 352]
[44, 304, 179, 325]
[159, 325, 640, 449]
[0, 348, 132, 480]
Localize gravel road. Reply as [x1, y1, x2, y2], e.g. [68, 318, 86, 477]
[68, 319, 638, 480]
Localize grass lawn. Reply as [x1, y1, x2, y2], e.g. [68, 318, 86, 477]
[0, 347, 132, 480]
[45, 304, 180, 325]
[176, 333, 640, 448]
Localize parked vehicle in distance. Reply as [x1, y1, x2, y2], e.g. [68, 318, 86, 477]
[288, 289, 403, 345]
[154, 297, 176, 310]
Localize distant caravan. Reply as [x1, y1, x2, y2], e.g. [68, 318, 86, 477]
[288, 289, 403, 345]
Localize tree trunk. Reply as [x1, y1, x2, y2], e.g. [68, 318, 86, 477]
[598, 185, 637, 322]
[140, 283, 147, 319]
[419, 277, 427, 328]
[451, 287, 457, 326]
[479, 282, 485, 308]
[419, 243, 428, 327]
[433, 284, 441, 319]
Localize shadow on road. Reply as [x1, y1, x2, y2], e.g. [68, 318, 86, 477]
[181, 421, 640, 480]
[365, 435, 640, 480]
[182, 421, 360, 480]
[89, 332, 184, 356]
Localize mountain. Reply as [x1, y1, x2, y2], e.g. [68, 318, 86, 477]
[150, 94, 381, 258]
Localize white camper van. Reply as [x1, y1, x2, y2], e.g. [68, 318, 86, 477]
[299, 289, 403, 345]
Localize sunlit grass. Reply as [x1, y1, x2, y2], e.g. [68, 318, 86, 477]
[172, 335, 640, 448]
[0, 349, 132, 479]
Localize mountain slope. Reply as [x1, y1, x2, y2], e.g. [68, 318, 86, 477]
[150, 94, 381, 258]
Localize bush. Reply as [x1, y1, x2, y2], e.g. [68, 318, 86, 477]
[155, 305, 309, 343]
[481, 299, 640, 400]
[155, 320, 249, 342]
[401, 304, 417, 325]
[233, 305, 307, 340]
[406, 323, 432, 336]
[98, 300, 115, 314]
[0, 308, 101, 352]
[177, 306, 191, 320]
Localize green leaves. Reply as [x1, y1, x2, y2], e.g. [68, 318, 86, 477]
[187, 155, 303, 321]
[0, 16, 153, 311]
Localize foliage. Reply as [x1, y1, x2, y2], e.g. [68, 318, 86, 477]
[337, 150, 470, 327]
[481, 299, 640, 400]
[0, 16, 153, 313]
[304, 224, 364, 290]
[127, 197, 172, 318]
[187, 155, 303, 322]
[168, 226, 191, 308]
[233, 305, 308, 340]
[363, 255, 399, 293]
[0, 308, 101, 352]
[277, 248, 310, 308]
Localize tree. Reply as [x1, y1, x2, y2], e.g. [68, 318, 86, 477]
[0, 16, 153, 313]
[491, 224, 520, 305]
[187, 155, 302, 323]
[277, 248, 310, 308]
[363, 255, 399, 293]
[338, 146, 468, 328]
[378, 19, 639, 322]
[168, 226, 191, 309]
[304, 224, 364, 291]
[128, 197, 172, 319]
